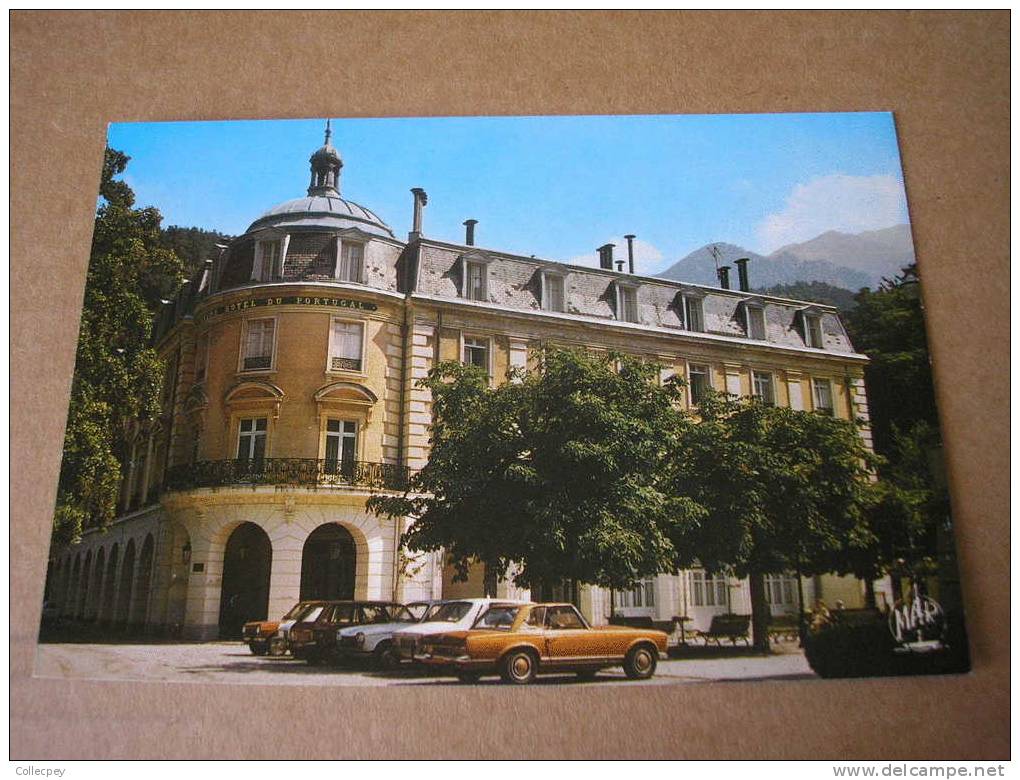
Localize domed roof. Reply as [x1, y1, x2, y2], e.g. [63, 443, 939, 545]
[246, 195, 395, 238]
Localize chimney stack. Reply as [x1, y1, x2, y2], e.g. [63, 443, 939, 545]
[624, 234, 636, 274]
[735, 257, 750, 292]
[597, 243, 616, 270]
[616, 260, 625, 272]
[718, 265, 731, 290]
[410, 188, 428, 238]
[463, 219, 478, 246]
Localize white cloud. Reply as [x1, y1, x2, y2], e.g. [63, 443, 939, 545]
[756, 173, 908, 253]
[567, 236, 665, 276]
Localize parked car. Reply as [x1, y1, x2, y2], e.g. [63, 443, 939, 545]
[242, 601, 329, 656]
[335, 601, 434, 668]
[418, 602, 669, 684]
[393, 598, 529, 663]
[289, 601, 403, 664]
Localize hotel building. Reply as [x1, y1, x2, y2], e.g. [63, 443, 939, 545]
[46, 126, 882, 640]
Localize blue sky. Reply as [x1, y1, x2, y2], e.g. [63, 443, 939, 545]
[107, 113, 909, 276]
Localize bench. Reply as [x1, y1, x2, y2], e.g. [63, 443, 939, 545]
[694, 613, 751, 646]
[609, 615, 679, 634]
[767, 613, 801, 643]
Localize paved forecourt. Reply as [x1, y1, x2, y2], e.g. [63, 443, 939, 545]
[35, 642, 815, 687]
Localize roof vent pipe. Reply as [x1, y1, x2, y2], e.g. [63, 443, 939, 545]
[597, 243, 616, 270]
[624, 234, 636, 274]
[463, 219, 478, 247]
[735, 257, 750, 292]
[718, 265, 731, 290]
[410, 188, 428, 238]
[616, 260, 625, 272]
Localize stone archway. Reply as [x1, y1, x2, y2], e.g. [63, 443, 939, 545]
[116, 539, 136, 626]
[300, 523, 357, 601]
[130, 534, 155, 629]
[65, 554, 81, 618]
[218, 522, 273, 639]
[78, 551, 92, 619]
[87, 548, 106, 621]
[100, 544, 120, 623]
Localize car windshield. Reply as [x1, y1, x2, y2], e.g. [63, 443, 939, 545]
[325, 604, 357, 624]
[473, 605, 521, 631]
[299, 605, 324, 623]
[422, 602, 473, 623]
[360, 605, 393, 624]
[392, 606, 425, 623]
[284, 602, 314, 621]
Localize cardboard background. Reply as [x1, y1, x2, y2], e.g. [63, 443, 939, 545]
[10, 11, 1009, 759]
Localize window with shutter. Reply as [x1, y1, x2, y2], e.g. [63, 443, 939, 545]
[805, 313, 824, 348]
[746, 305, 766, 340]
[752, 370, 775, 405]
[329, 320, 364, 372]
[242, 319, 275, 371]
[689, 364, 711, 405]
[812, 377, 834, 414]
[463, 336, 490, 372]
[683, 296, 705, 332]
[618, 285, 639, 322]
[336, 241, 364, 282]
[464, 261, 486, 301]
[543, 273, 565, 312]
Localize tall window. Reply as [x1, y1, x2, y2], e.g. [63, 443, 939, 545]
[252, 239, 280, 282]
[194, 334, 208, 383]
[746, 305, 766, 340]
[325, 419, 357, 469]
[243, 318, 275, 371]
[543, 273, 565, 312]
[765, 575, 796, 606]
[804, 313, 824, 348]
[684, 296, 705, 332]
[691, 571, 729, 608]
[752, 371, 775, 405]
[464, 260, 487, 301]
[812, 377, 834, 414]
[463, 336, 489, 372]
[618, 285, 638, 323]
[613, 579, 655, 609]
[237, 418, 267, 461]
[336, 241, 364, 282]
[689, 364, 711, 405]
[329, 320, 364, 372]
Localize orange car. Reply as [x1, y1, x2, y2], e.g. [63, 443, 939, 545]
[418, 602, 669, 684]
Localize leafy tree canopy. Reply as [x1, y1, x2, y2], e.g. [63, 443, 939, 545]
[369, 349, 705, 592]
[757, 280, 859, 313]
[54, 148, 183, 545]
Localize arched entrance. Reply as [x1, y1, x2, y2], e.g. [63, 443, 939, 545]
[65, 554, 81, 618]
[116, 539, 136, 626]
[131, 534, 155, 628]
[219, 522, 272, 639]
[100, 544, 119, 623]
[300, 523, 356, 601]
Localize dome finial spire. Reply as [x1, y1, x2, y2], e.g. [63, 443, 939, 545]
[308, 120, 343, 197]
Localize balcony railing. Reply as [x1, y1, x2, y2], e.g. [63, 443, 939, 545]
[165, 458, 410, 493]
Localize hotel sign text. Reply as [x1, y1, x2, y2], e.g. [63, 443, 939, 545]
[199, 295, 378, 322]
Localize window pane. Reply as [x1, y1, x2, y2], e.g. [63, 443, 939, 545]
[645, 579, 655, 606]
[813, 379, 833, 413]
[685, 297, 704, 332]
[467, 262, 485, 300]
[338, 243, 364, 282]
[331, 321, 363, 371]
[690, 365, 709, 405]
[325, 434, 339, 463]
[748, 307, 766, 340]
[546, 606, 584, 630]
[327, 419, 340, 433]
[546, 275, 565, 311]
[620, 287, 638, 322]
[252, 431, 266, 461]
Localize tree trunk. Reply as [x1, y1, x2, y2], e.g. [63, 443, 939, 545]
[864, 577, 876, 609]
[795, 567, 807, 645]
[748, 570, 771, 654]
[483, 564, 498, 598]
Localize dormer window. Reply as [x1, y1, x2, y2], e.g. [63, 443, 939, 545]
[335, 238, 365, 283]
[459, 252, 492, 302]
[616, 283, 639, 323]
[744, 302, 767, 340]
[541, 270, 566, 312]
[251, 237, 288, 282]
[681, 292, 705, 332]
[804, 312, 824, 348]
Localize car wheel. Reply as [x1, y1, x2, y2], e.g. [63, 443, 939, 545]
[623, 644, 657, 680]
[457, 671, 482, 684]
[250, 642, 268, 657]
[500, 649, 538, 685]
[267, 637, 287, 657]
[373, 642, 400, 671]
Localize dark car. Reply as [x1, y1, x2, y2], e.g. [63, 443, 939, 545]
[289, 601, 404, 664]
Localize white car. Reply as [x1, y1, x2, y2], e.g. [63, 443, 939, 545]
[335, 601, 434, 668]
[393, 598, 529, 663]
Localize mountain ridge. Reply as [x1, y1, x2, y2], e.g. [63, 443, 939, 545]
[657, 224, 914, 290]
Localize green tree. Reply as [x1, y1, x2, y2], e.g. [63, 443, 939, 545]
[667, 390, 879, 652]
[758, 280, 859, 313]
[53, 148, 183, 545]
[368, 349, 704, 595]
[160, 225, 232, 280]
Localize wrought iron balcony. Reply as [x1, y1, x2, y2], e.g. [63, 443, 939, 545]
[165, 458, 410, 493]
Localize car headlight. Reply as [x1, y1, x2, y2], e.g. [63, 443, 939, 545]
[355, 632, 365, 647]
